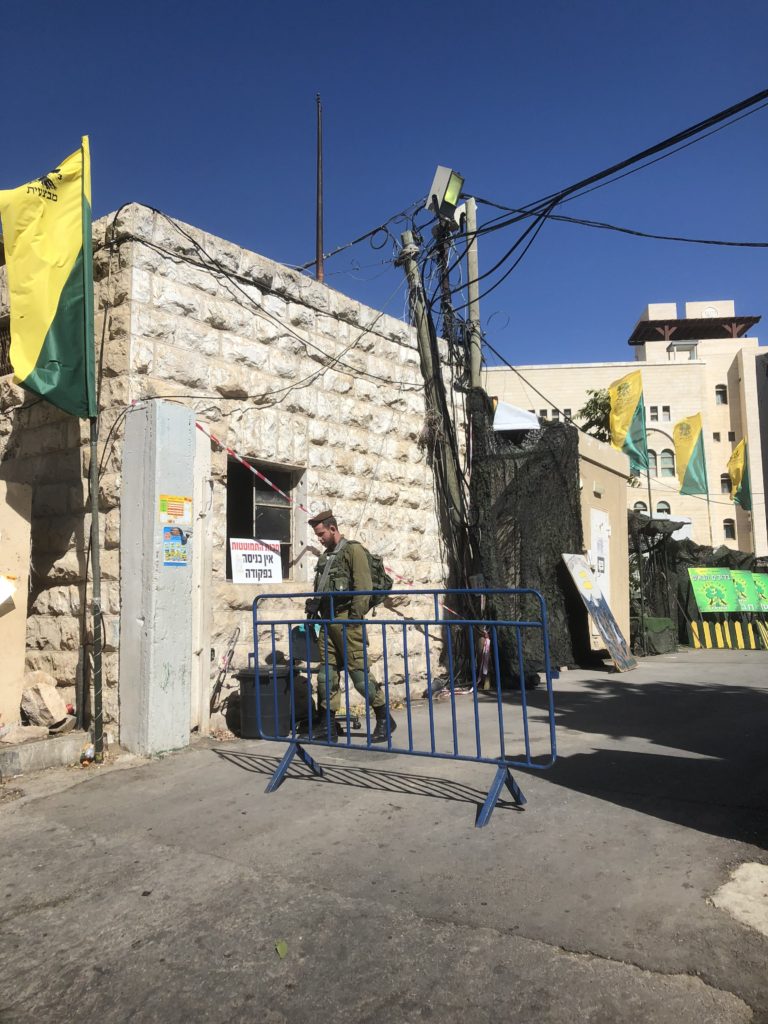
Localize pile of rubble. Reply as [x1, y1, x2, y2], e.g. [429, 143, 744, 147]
[0, 671, 76, 745]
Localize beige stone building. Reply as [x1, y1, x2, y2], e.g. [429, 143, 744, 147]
[485, 300, 768, 557]
[0, 204, 447, 741]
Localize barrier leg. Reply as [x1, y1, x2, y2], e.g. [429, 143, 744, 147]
[476, 765, 527, 828]
[265, 743, 324, 794]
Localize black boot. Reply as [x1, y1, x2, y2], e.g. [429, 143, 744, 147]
[371, 704, 396, 743]
[310, 710, 339, 743]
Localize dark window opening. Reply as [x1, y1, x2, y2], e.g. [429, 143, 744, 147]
[724, 518, 736, 540]
[715, 385, 728, 405]
[225, 457, 299, 580]
[0, 316, 11, 376]
[720, 474, 731, 494]
[712, 432, 721, 442]
[728, 431, 735, 442]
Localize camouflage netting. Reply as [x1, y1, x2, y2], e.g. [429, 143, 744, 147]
[468, 389, 584, 672]
[627, 511, 755, 647]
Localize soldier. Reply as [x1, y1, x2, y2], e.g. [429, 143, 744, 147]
[305, 509, 396, 743]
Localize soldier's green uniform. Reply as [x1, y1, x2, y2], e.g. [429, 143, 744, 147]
[313, 540, 385, 712]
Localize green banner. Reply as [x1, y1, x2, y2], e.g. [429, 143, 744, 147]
[731, 570, 761, 613]
[752, 573, 768, 613]
[688, 568, 740, 614]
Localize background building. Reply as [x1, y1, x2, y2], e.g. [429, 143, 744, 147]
[485, 300, 768, 556]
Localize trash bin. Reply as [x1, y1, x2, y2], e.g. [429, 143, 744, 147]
[235, 665, 312, 738]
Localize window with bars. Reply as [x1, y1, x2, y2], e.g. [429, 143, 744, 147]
[225, 457, 303, 581]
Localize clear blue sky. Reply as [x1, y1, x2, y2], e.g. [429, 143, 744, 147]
[3, 0, 767, 366]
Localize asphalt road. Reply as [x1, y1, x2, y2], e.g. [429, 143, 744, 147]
[2, 649, 767, 1023]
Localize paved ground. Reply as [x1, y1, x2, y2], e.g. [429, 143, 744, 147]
[2, 648, 767, 1023]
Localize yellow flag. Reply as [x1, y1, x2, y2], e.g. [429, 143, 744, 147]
[727, 440, 751, 511]
[608, 370, 648, 474]
[0, 138, 95, 417]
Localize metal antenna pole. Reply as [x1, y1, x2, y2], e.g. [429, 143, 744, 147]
[315, 94, 324, 283]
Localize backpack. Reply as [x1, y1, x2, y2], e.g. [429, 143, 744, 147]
[366, 550, 394, 610]
[317, 540, 393, 612]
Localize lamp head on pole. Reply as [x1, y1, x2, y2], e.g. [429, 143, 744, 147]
[425, 165, 465, 225]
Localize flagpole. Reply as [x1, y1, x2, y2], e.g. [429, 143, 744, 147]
[81, 135, 103, 763]
[706, 492, 714, 547]
[89, 419, 104, 760]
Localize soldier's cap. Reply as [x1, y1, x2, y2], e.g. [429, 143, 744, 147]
[308, 508, 335, 527]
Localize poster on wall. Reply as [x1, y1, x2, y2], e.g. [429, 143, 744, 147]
[562, 553, 637, 672]
[230, 539, 283, 584]
[162, 526, 189, 567]
[731, 570, 761, 614]
[752, 574, 768, 613]
[158, 494, 193, 528]
[687, 568, 740, 613]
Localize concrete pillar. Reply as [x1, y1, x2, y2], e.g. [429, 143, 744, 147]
[119, 401, 196, 754]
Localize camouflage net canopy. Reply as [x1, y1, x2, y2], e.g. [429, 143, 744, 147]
[627, 511, 755, 647]
[469, 390, 584, 673]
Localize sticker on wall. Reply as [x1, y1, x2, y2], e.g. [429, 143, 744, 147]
[230, 538, 283, 584]
[162, 526, 189, 567]
[159, 494, 193, 527]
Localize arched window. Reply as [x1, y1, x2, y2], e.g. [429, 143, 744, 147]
[715, 384, 728, 405]
[633, 501, 648, 512]
[656, 501, 671, 515]
[660, 449, 675, 477]
[723, 519, 736, 540]
[720, 473, 731, 494]
[647, 450, 658, 477]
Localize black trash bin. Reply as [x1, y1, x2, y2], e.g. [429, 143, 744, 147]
[235, 665, 312, 738]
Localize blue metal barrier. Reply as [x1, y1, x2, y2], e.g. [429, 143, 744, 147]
[250, 588, 557, 827]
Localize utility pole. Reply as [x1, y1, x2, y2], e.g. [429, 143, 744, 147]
[397, 230, 466, 530]
[465, 197, 482, 390]
[315, 94, 324, 283]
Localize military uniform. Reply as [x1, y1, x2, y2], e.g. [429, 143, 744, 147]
[312, 538, 385, 713]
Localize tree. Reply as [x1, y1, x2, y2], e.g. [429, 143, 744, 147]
[576, 388, 611, 442]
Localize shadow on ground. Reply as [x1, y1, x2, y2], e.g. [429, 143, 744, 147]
[518, 676, 768, 848]
[214, 748, 524, 826]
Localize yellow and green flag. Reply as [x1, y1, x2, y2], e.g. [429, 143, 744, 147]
[608, 369, 648, 474]
[672, 413, 708, 495]
[0, 138, 95, 418]
[727, 439, 751, 511]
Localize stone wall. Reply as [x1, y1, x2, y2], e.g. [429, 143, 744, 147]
[1, 203, 446, 730]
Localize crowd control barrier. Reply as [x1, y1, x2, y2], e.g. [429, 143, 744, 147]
[249, 588, 557, 827]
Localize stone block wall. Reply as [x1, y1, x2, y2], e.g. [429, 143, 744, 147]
[2, 202, 446, 729]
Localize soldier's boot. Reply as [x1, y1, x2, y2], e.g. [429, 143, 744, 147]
[311, 708, 339, 743]
[371, 703, 397, 743]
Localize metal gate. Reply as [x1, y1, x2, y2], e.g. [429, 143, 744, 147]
[249, 587, 557, 827]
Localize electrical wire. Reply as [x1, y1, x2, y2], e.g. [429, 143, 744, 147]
[475, 200, 768, 248]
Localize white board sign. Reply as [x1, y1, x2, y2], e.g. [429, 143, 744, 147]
[229, 538, 283, 584]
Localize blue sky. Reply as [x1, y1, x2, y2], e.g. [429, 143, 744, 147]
[3, 0, 767, 366]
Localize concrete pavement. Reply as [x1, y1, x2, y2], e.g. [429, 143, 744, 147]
[1, 648, 767, 1023]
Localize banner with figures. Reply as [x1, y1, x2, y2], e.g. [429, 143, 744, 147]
[687, 568, 740, 614]
[687, 567, 768, 651]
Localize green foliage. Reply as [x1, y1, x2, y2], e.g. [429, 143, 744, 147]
[576, 388, 611, 443]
